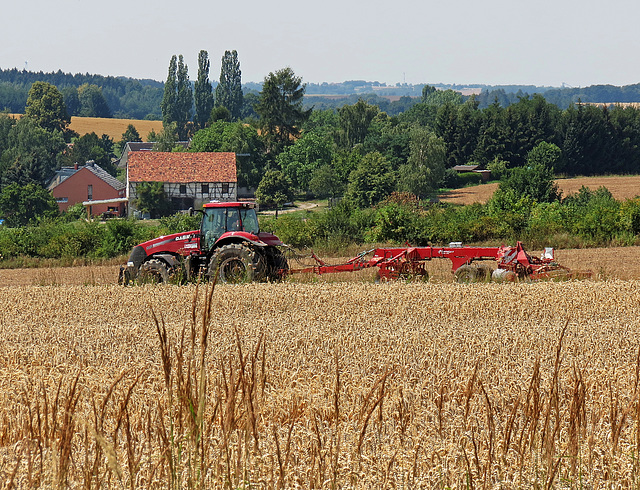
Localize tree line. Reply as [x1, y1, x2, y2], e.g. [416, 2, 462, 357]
[4, 49, 640, 254]
[0, 68, 164, 119]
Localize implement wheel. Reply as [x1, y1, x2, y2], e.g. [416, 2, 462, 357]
[475, 264, 492, 283]
[138, 259, 170, 284]
[265, 247, 288, 281]
[209, 244, 261, 284]
[455, 265, 478, 284]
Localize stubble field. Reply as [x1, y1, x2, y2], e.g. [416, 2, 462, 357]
[439, 175, 640, 205]
[1, 249, 640, 487]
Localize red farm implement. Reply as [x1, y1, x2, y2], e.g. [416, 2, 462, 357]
[119, 201, 589, 285]
[287, 242, 591, 283]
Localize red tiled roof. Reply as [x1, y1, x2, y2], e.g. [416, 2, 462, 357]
[127, 152, 237, 183]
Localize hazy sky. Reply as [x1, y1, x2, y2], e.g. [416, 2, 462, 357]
[2, 0, 639, 88]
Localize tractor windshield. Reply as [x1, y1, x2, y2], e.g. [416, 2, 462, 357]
[240, 208, 259, 234]
[201, 207, 260, 251]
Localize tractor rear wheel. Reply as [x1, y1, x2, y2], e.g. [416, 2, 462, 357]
[138, 258, 170, 284]
[454, 265, 478, 284]
[208, 244, 262, 284]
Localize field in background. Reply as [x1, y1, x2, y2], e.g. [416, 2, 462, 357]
[8, 114, 162, 141]
[68, 116, 162, 141]
[1, 280, 639, 486]
[439, 175, 640, 205]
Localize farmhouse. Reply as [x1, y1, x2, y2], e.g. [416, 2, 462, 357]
[48, 161, 126, 217]
[126, 152, 237, 217]
[117, 141, 190, 169]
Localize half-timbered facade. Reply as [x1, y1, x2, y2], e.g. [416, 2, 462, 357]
[126, 152, 237, 216]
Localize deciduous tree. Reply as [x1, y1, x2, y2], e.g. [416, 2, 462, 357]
[194, 50, 214, 130]
[0, 117, 66, 186]
[25, 81, 70, 133]
[345, 152, 395, 208]
[255, 170, 294, 217]
[397, 128, 446, 198]
[0, 182, 58, 227]
[161, 55, 178, 128]
[175, 55, 193, 140]
[276, 132, 333, 192]
[78, 83, 111, 118]
[215, 50, 243, 120]
[338, 99, 378, 149]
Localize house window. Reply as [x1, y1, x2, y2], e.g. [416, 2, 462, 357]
[87, 185, 93, 200]
[201, 184, 209, 195]
[56, 197, 68, 203]
[179, 184, 187, 194]
[222, 183, 229, 195]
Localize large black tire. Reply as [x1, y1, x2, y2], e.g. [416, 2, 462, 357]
[208, 244, 263, 284]
[475, 264, 492, 283]
[454, 265, 478, 284]
[138, 258, 170, 284]
[265, 247, 288, 281]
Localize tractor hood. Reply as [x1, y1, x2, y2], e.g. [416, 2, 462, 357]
[138, 230, 201, 255]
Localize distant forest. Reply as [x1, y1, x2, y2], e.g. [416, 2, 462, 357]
[2, 67, 640, 119]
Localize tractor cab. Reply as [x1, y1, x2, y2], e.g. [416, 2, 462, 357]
[199, 202, 261, 253]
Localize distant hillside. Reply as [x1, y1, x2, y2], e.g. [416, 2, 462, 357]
[0, 68, 163, 119]
[3, 67, 640, 117]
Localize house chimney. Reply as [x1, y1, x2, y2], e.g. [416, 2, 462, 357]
[74, 163, 78, 170]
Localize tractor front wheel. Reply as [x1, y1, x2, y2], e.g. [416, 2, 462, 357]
[209, 244, 261, 284]
[138, 258, 170, 284]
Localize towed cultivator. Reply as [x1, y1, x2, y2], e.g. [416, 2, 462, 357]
[288, 242, 591, 283]
[119, 201, 589, 284]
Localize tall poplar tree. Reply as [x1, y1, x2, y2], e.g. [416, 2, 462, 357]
[161, 55, 192, 140]
[194, 50, 214, 130]
[215, 50, 243, 120]
[175, 55, 193, 140]
[161, 55, 177, 129]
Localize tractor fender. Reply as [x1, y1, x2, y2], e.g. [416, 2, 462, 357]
[214, 235, 267, 250]
[148, 253, 182, 269]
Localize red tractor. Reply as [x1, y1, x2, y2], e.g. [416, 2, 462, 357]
[119, 202, 288, 284]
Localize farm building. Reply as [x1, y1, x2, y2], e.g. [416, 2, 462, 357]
[117, 141, 190, 169]
[48, 161, 126, 217]
[126, 152, 237, 217]
[452, 164, 491, 182]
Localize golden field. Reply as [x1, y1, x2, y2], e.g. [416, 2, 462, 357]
[9, 114, 162, 141]
[0, 250, 640, 486]
[1, 245, 640, 287]
[440, 175, 640, 205]
[68, 116, 162, 141]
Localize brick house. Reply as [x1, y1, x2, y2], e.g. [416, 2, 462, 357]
[48, 161, 127, 216]
[126, 152, 237, 217]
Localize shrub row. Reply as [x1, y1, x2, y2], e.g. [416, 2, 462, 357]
[0, 213, 201, 262]
[261, 187, 640, 251]
[1, 187, 638, 264]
